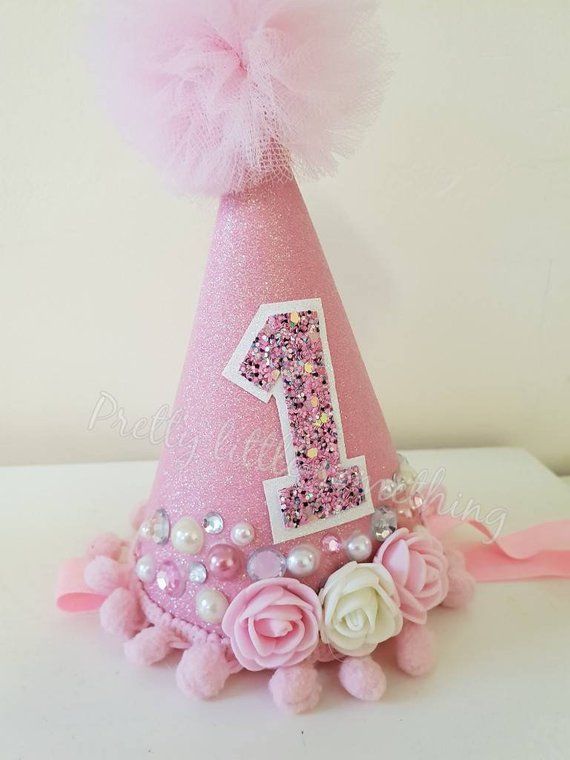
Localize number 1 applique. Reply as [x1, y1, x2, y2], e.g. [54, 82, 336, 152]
[223, 298, 373, 544]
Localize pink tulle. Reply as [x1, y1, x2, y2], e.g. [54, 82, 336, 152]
[269, 663, 322, 713]
[338, 656, 386, 701]
[90, 0, 385, 196]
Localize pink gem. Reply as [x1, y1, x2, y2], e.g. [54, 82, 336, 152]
[156, 560, 185, 597]
[321, 534, 342, 554]
[246, 548, 286, 581]
[206, 544, 244, 581]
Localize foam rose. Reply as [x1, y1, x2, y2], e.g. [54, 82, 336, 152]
[222, 577, 321, 671]
[375, 527, 449, 624]
[319, 562, 402, 657]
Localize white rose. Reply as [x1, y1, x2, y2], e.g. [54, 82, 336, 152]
[319, 561, 403, 656]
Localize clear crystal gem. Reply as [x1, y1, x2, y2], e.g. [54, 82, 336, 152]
[321, 534, 342, 554]
[151, 509, 170, 544]
[378, 478, 397, 500]
[155, 559, 185, 597]
[202, 512, 224, 535]
[188, 561, 207, 584]
[371, 506, 398, 542]
[247, 547, 286, 581]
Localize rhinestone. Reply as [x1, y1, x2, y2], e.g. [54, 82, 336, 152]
[151, 509, 170, 544]
[321, 534, 342, 554]
[378, 478, 397, 500]
[188, 561, 207, 584]
[371, 506, 398, 542]
[156, 560, 185, 597]
[247, 547, 286, 581]
[203, 512, 224, 535]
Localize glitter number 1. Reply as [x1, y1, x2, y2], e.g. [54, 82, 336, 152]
[224, 299, 373, 543]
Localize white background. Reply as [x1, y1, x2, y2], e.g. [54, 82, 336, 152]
[2, 1, 569, 472]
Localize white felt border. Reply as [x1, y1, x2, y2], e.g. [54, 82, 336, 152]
[223, 298, 373, 544]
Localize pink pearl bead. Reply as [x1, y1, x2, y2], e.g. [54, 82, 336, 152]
[206, 544, 243, 581]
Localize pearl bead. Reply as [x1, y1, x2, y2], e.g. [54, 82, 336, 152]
[286, 545, 320, 577]
[135, 554, 155, 583]
[195, 588, 228, 624]
[139, 519, 153, 539]
[230, 521, 255, 546]
[206, 544, 243, 581]
[171, 517, 204, 555]
[346, 533, 373, 561]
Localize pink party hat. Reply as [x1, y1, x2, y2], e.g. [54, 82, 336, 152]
[57, 0, 495, 710]
[138, 175, 399, 632]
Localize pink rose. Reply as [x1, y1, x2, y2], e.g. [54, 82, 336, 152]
[374, 527, 449, 624]
[222, 577, 322, 671]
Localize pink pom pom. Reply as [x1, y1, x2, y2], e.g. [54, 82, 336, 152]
[445, 548, 467, 573]
[86, 532, 124, 560]
[395, 622, 435, 677]
[124, 626, 173, 666]
[339, 656, 386, 701]
[84, 556, 128, 596]
[269, 664, 322, 714]
[176, 642, 232, 700]
[91, 0, 385, 196]
[443, 568, 476, 609]
[99, 587, 144, 640]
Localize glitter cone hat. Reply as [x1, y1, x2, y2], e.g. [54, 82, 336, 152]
[57, 0, 499, 710]
[136, 175, 398, 631]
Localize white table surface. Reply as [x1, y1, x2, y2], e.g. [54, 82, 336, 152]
[1, 447, 569, 760]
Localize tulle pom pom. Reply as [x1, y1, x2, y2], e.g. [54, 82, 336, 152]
[91, 0, 386, 196]
[339, 656, 386, 701]
[176, 642, 232, 699]
[269, 663, 322, 713]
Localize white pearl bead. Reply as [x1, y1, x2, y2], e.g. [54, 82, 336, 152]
[135, 554, 156, 583]
[230, 521, 255, 547]
[286, 545, 319, 577]
[195, 588, 228, 624]
[171, 517, 204, 555]
[139, 519, 153, 539]
[346, 533, 373, 561]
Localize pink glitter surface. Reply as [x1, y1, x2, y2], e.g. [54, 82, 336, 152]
[137, 176, 398, 632]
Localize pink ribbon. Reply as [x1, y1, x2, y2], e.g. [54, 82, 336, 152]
[425, 513, 570, 581]
[55, 557, 105, 612]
